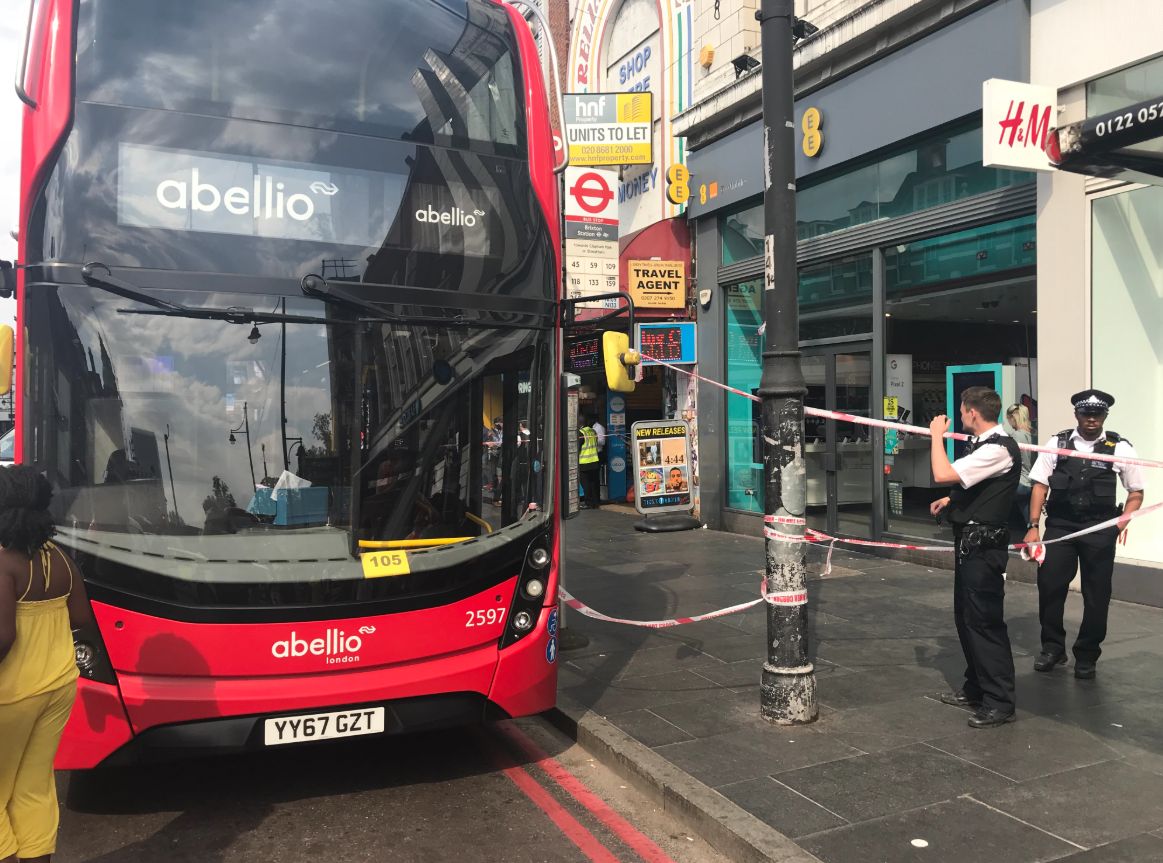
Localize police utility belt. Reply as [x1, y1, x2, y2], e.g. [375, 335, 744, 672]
[954, 522, 1010, 557]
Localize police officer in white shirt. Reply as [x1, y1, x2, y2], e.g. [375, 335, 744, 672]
[1025, 389, 1145, 679]
[929, 387, 1022, 728]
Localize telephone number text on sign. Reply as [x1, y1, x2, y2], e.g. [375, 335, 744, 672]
[569, 140, 653, 167]
[1093, 100, 1163, 137]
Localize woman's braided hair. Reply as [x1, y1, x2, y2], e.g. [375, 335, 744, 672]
[0, 465, 56, 556]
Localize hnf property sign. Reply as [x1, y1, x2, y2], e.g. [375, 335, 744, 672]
[627, 259, 685, 308]
[983, 79, 1058, 172]
[631, 421, 693, 514]
[564, 92, 653, 166]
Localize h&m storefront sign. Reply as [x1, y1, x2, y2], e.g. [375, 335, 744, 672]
[982, 79, 1058, 172]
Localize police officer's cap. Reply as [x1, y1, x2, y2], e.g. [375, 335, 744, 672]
[1071, 389, 1115, 414]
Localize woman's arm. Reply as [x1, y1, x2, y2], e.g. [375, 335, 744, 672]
[64, 554, 96, 630]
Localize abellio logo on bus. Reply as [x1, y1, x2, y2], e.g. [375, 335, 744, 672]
[414, 205, 487, 227]
[271, 625, 376, 665]
[155, 169, 338, 222]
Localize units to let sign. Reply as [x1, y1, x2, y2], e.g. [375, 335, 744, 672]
[565, 92, 653, 167]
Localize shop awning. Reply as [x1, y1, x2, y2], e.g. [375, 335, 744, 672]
[1046, 95, 1163, 185]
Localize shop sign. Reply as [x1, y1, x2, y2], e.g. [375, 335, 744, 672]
[630, 420, 693, 515]
[567, 336, 602, 373]
[726, 281, 760, 312]
[801, 107, 823, 158]
[564, 92, 653, 167]
[627, 260, 685, 308]
[982, 78, 1057, 172]
[637, 322, 696, 365]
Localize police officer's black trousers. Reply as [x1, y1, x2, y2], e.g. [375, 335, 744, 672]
[953, 544, 1016, 713]
[1038, 521, 1118, 664]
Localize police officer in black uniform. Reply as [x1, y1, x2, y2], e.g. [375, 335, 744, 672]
[1025, 389, 1145, 679]
[929, 386, 1022, 728]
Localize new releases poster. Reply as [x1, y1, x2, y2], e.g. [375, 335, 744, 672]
[631, 421, 693, 514]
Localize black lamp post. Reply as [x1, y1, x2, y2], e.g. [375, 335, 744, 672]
[229, 400, 257, 490]
[757, 0, 817, 725]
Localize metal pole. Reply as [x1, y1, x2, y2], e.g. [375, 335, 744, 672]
[243, 402, 257, 491]
[758, 0, 817, 725]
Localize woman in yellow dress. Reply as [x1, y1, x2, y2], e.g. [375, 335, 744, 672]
[0, 466, 93, 863]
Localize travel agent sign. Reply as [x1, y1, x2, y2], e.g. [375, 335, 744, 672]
[631, 421, 693, 515]
[628, 259, 685, 308]
[564, 93, 653, 167]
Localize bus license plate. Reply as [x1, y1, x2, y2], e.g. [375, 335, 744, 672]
[263, 707, 386, 746]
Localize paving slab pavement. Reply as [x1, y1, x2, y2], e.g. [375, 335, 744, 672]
[555, 509, 1163, 863]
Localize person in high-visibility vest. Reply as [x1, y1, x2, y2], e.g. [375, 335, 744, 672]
[578, 414, 601, 510]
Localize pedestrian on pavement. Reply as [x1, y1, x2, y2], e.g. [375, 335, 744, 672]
[0, 466, 93, 863]
[929, 386, 1021, 728]
[578, 413, 601, 509]
[1024, 389, 1145, 680]
[1006, 403, 1036, 529]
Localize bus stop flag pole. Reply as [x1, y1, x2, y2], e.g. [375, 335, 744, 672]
[758, 0, 818, 724]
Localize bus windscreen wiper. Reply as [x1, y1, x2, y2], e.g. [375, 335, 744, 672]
[301, 274, 555, 331]
[82, 262, 330, 326]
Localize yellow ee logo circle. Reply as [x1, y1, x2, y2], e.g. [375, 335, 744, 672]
[801, 107, 823, 158]
[665, 164, 691, 205]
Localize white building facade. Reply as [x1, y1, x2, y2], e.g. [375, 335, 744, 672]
[1032, 0, 1163, 595]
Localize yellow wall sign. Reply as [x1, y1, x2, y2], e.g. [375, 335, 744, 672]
[802, 106, 823, 158]
[627, 260, 686, 308]
[361, 550, 411, 579]
[665, 164, 690, 205]
[565, 92, 653, 167]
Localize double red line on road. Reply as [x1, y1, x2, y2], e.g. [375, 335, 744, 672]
[481, 721, 680, 863]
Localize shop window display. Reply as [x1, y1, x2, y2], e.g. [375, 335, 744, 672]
[883, 216, 1037, 540]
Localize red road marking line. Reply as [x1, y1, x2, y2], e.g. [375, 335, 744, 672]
[483, 734, 622, 863]
[496, 722, 680, 863]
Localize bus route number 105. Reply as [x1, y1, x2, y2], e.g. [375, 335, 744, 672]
[360, 551, 412, 579]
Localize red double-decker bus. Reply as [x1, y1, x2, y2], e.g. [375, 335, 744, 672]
[13, 0, 572, 768]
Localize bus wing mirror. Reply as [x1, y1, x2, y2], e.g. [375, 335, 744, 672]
[0, 261, 13, 299]
[602, 331, 639, 393]
[0, 325, 13, 396]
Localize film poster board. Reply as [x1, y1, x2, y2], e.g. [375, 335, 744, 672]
[566, 387, 580, 516]
[630, 420, 693, 515]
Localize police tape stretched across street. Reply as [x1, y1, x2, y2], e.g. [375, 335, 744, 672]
[562, 357, 1155, 721]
